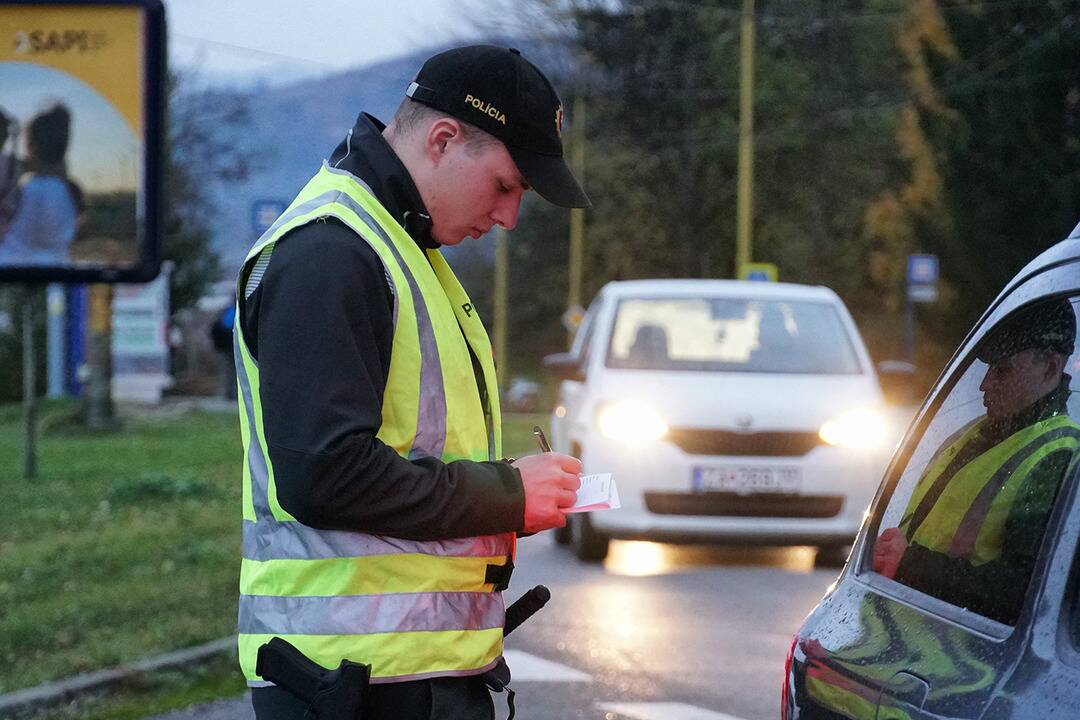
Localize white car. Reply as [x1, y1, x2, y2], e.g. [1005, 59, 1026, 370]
[545, 279, 892, 565]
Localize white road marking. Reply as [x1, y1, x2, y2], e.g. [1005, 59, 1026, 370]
[596, 702, 749, 720]
[502, 650, 592, 682]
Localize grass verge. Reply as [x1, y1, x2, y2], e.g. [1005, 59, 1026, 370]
[1, 403, 550, 715]
[0, 401, 243, 695]
[15, 653, 246, 720]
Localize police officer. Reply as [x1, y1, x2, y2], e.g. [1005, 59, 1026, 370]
[234, 46, 589, 719]
[873, 299, 1079, 623]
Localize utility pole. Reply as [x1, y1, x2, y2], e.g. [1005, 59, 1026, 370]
[567, 94, 586, 345]
[735, 0, 756, 275]
[493, 227, 508, 394]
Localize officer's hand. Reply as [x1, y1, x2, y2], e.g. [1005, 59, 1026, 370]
[872, 527, 907, 579]
[512, 453, 582, 534]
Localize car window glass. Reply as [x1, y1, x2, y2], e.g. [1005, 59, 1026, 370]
[604, 297, 861, 374]
[571, 302, 598, 366]
[870, 296, 1080, 625]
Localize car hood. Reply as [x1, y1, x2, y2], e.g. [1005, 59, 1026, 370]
[591, 369, 882, 432]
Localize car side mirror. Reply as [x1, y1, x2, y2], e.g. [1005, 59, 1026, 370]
[543, 352, 585, 382]
[877, 360, 916, 405]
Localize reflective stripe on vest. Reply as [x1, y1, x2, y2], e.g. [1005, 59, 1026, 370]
[900, 413, 1080, 566]
[234, 162, 513, 685]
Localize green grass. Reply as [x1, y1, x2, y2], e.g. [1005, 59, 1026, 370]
[502, 412, 551, 459]
[0, 404, 548, 715]
[18, 653, 247, 720]
[0, 401, 244, 695]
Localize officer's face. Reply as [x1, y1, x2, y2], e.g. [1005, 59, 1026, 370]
[980, 348, 1061, 420]
[422, 126, 528, 246]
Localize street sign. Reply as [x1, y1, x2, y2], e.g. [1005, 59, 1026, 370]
[907, 254, 939, 285]
[252, 199, 288, 237]
[112, 262, 172, 402]
[738, 262, 778, 282]
[907, 254, 939, 304]
[908, 284, 938, 303]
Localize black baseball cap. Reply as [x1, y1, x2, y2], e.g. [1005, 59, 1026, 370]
[977, 298, 1076, 364]
[405, 45, 591, 209]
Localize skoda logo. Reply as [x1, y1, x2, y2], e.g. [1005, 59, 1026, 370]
[734, 414, 754, 432]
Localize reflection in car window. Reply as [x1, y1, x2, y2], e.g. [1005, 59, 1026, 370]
[571, 302, 598, 367]
[871, 297, 1080, 625]
[605, 297, 861, 374]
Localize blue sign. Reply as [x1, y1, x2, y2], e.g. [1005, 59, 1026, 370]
[252, 200, 289, 237]
[907, 254, 939, 285]
[738, 262, 778, 282]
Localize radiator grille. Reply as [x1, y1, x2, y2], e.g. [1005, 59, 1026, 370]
[666, 428, 824, 457]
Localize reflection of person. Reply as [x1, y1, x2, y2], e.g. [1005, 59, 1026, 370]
[0, 109, 19, 236]
[234, 46, 588, 719]
[0, 103, 83, 265]
[874, 300, 1079, 623]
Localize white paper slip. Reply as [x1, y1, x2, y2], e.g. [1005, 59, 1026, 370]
[566, 473, 620, 513]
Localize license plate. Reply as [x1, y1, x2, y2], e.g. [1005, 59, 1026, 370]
[692, 465, 802, 495]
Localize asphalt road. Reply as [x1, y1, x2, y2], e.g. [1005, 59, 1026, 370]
[154, 535, 840, 720]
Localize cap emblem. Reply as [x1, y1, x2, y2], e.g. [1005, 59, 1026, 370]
[465, 94, 506, 125]
[555, 105, 564, 138]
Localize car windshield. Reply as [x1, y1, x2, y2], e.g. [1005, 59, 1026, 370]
[605, 296, 862, 374]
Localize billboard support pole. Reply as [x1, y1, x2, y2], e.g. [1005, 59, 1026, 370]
[23, 297, 36, 480]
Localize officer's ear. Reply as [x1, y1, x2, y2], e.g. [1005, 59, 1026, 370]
[425, 118, 463, 164]
[1038, 349, 1067, 382]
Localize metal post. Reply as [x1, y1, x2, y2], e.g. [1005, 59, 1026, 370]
[46, 283, 66, 398]
[23, 299, 36, 480]
[735, 0, 756, 276]
[493, 227, 508, 394]
[904, 292, 916, 366]
[568, 94, 586, 346]
[83, 284, 114, 429]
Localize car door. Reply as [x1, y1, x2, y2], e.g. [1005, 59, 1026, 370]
[868, 287, 1080, 719]
[974, 466, 1080, 718]
[976, 343, 1080, 718]
[797, 280, 1080, 719]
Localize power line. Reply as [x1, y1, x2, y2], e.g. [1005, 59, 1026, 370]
[585, 0, 1066, 24]
[171, 33, 339, 69]
[584, 66, 1078, 154]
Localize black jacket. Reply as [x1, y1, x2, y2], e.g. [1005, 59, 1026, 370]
[238, 113, 525, 541]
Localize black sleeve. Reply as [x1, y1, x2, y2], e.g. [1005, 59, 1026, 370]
[895, 450, 1071, 623]
[245, 219, 525, 541]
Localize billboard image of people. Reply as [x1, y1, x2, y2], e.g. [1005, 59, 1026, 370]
[0, 2, 163, 283]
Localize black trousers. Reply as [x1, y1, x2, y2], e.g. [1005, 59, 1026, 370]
[251, 676, 495, 720]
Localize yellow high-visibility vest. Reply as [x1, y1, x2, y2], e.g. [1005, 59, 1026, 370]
[234, 162, 513, 685]
[900, 413, 1080, 565]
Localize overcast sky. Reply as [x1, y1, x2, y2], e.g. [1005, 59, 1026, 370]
[165, 0, 531, 85]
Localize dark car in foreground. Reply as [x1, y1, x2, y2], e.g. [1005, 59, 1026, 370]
[783, 222, 1080, 719]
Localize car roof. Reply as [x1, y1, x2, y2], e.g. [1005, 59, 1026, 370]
[598, 278, 843, 303]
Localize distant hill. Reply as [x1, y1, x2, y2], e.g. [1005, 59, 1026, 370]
[198, 38, 575, 273]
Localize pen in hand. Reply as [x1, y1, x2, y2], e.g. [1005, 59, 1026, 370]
[532, 425, 552, 453]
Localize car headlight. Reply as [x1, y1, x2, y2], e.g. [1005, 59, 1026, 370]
[596, 399, 669, 445]
[818, 407, 888, 450]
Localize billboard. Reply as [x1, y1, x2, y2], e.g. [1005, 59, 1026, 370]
[0, 0, 164, 283]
